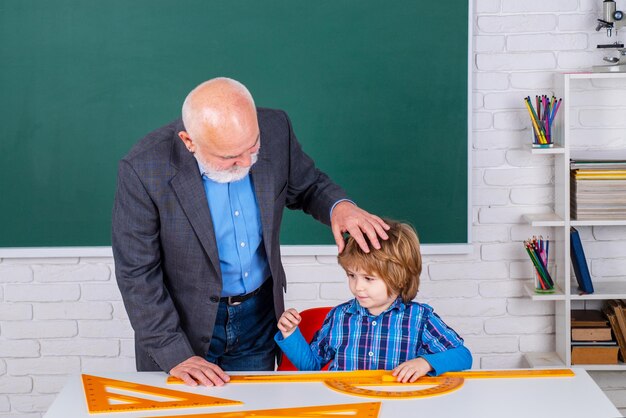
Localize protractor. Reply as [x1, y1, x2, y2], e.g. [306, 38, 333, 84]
[323, 376, 464, 399]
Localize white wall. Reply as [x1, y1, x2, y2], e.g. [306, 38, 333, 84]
[1, 0, 626, 416]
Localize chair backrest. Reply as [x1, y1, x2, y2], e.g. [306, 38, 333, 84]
[277, 306, 332, 371]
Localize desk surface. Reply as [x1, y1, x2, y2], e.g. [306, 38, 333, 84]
[44, 369, 621, 418]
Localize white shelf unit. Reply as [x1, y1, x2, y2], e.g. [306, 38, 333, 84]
[523, 72, 626, 371]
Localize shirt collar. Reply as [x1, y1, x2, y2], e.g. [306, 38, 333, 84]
[346, 297, 405, 317]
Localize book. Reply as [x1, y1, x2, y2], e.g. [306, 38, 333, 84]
[571, 309, 608, 327]
[571, 327, 613, 342]
[571, 345, 619, 364]
[604, 306, 626, 362]
[570, 228, 594, 294]
[608, 300, 626, 361]
[571, 161, 626, 169]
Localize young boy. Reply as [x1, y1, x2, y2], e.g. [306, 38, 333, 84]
[275, 220, 472, 382]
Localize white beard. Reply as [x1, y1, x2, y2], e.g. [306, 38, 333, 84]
[196, 151, 259, 183]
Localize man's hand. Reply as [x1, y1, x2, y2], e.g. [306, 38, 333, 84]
[392, 358, 433, 383]
[169, 356, 230, 387]
[277, 308, 302, 338]
[331, 201, 390, 253]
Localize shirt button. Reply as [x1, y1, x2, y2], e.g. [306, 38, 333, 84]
[240, 242, 246, 247]
[368, 352, 374, 357]
[372, 321, 377, 326]
[234, 210, 240, 216]
[244, 272, 249, 278]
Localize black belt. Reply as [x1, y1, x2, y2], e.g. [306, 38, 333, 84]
[220, 280, 268, 306]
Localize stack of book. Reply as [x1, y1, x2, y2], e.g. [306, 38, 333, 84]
[571, 309, 619, 364]
[570, 159, 626, 220]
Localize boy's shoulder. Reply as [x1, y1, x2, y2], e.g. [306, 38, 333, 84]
[403, 300, 435, 315]
[324, 299, 362, 319]
[331, 299, 357, 314]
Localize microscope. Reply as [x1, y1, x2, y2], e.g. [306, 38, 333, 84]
[594, 0, 626, 72]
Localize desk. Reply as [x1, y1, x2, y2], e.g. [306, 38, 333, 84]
[44, 369, 621, 418]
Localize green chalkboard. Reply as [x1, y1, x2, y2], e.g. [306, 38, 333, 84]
[0, 0, 468, 247]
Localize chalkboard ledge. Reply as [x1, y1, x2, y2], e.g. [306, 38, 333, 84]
[281, 244, 472, 256]
[0, 244, 472, 259]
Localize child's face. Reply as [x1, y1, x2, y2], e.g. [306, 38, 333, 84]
[345, 267, 398, 316]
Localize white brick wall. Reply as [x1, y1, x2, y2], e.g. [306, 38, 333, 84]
[1, 1, 626, 417]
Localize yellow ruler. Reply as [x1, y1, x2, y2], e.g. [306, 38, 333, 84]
[168, 368, 574, 385]
[147, 401, 382, 418]
[167, 369, 574, 399]
[446, 368, 574, 379]
[81, 374, 241, 414]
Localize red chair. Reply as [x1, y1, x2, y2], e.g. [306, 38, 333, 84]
[277, 306, 332, 371]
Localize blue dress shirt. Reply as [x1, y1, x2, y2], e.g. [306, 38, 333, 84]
[200, 170, 270, 297]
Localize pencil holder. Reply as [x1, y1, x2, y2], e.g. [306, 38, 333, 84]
[524, 237, 555, 294]
[531, 120, 553, 148]
[524, 95, 561, 148]
[533, 267, 555, 294]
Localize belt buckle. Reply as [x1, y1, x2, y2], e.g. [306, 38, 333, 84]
[227, 296, 242, 306]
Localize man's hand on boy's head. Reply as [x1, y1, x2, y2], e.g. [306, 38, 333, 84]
[278, 308, 302, 338]
[330, 201, 390, 254]
[392, 358, 433, 383]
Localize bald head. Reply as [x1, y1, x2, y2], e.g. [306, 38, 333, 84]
[181, 78, 257, 147]
[178, 78, 261, 182]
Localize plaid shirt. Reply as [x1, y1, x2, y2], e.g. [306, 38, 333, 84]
[276, 298, 469, 373]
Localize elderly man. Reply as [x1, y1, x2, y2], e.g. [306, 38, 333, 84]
[112, 78, 388, 387]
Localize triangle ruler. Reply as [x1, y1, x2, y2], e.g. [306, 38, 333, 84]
[81, 374, 241, 414]
[148, 401, 382, 417]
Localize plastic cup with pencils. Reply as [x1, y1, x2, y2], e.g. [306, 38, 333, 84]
[524, 95, 561, 148]
[531, 120, 549, 146]
[524, 237, 555, 294]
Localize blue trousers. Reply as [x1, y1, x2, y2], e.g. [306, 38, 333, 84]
[205, 280, 277, 371]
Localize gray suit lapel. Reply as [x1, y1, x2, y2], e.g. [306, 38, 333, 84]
[170, 146, 222, 277]
[251, 155, 274, 261]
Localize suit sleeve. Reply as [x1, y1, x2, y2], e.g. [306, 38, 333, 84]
[112, 159, 195, 372]
[280, 110, 348, 226]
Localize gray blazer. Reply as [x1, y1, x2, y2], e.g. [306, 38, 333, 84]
[112, 108, 347, 372]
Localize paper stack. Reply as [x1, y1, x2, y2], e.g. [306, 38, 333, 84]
[570, 159, 626, 220]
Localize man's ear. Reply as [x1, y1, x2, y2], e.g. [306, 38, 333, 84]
[178, 131, 195, 153]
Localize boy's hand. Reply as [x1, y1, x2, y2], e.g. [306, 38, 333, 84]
[277, 308, 302, 338]
[392, 358, 433, 383]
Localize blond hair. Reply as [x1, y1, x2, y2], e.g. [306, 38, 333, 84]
[337, 220, 422, 303]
